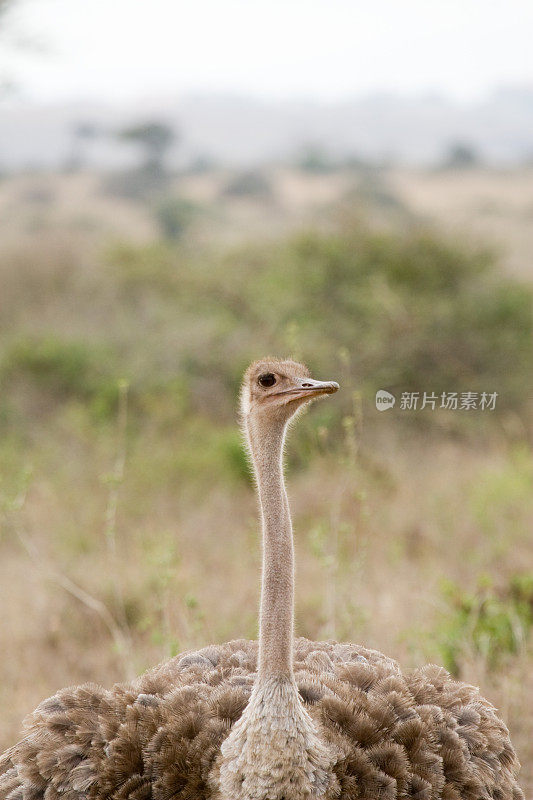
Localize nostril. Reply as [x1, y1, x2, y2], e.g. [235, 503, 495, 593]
[301, 383, 313, 388]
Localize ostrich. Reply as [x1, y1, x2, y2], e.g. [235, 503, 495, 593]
[0, 358, 523, 800]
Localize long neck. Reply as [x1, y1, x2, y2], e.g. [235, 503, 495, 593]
[246, 414, 294, 680]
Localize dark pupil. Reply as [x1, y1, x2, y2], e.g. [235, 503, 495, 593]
[259, 373, 276, 387]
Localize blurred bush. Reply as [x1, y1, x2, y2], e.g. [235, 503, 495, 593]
[100, 167, 170, 201]
[440, 141, 482, 170]
[154, 197, 198, 241]
[221, 170, 273, 199]
[1, 224, 531, 452]
[436, 574, 533, 675]
[0, 338, 121, 422]
[296, 144, 337, 174]
[467, 446, 533, 550]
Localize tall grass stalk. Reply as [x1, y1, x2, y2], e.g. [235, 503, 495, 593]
[102, 379, 135, 678]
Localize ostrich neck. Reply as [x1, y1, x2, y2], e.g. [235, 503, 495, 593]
[247, 415, 294, 680]
[218, 410, 335, 800]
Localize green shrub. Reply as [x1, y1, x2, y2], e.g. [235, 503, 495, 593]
[180, 226, 531, 431]
[436, 575, 533, 675]
[468, 446, 533, 547]
[0, 337, 121, 421]
[155, 197, 198, 240]
[4, 224, 532, 453]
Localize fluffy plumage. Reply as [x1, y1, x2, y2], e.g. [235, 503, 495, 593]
[0, 638, 523, 800]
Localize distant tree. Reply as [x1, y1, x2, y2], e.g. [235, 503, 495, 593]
[104, 121, 179, 200]
[74, 121, 99, 142]
[338, 154, 367, 171]
[118, 121, 177, 174]
[442, 142, 481, 169]
[186, 154, 218, 175]
[65, 121, 99, 171]
[296, 144, 335, 173]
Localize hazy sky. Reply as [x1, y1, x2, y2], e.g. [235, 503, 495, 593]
[4, 0, 533, 104]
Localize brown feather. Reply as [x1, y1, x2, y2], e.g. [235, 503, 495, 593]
[0, 638, 523, 799]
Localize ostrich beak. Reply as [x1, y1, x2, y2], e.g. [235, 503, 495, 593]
[297, 378, 339, 396]
[279, 377, 340, 401]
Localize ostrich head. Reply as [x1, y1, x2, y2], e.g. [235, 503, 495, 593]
[240, 358, 339, 423]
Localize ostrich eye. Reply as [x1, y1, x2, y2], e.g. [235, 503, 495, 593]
[258, 373, 276, 388]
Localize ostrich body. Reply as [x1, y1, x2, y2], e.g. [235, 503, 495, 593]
[0, 358, 523, 800]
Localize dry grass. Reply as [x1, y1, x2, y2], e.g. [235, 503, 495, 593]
[1, 424, 531, 791]
[388, 166, 533, 281]
[1, 165, 533, 278]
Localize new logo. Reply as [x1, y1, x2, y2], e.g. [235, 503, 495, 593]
[375, 390, 396, 411]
